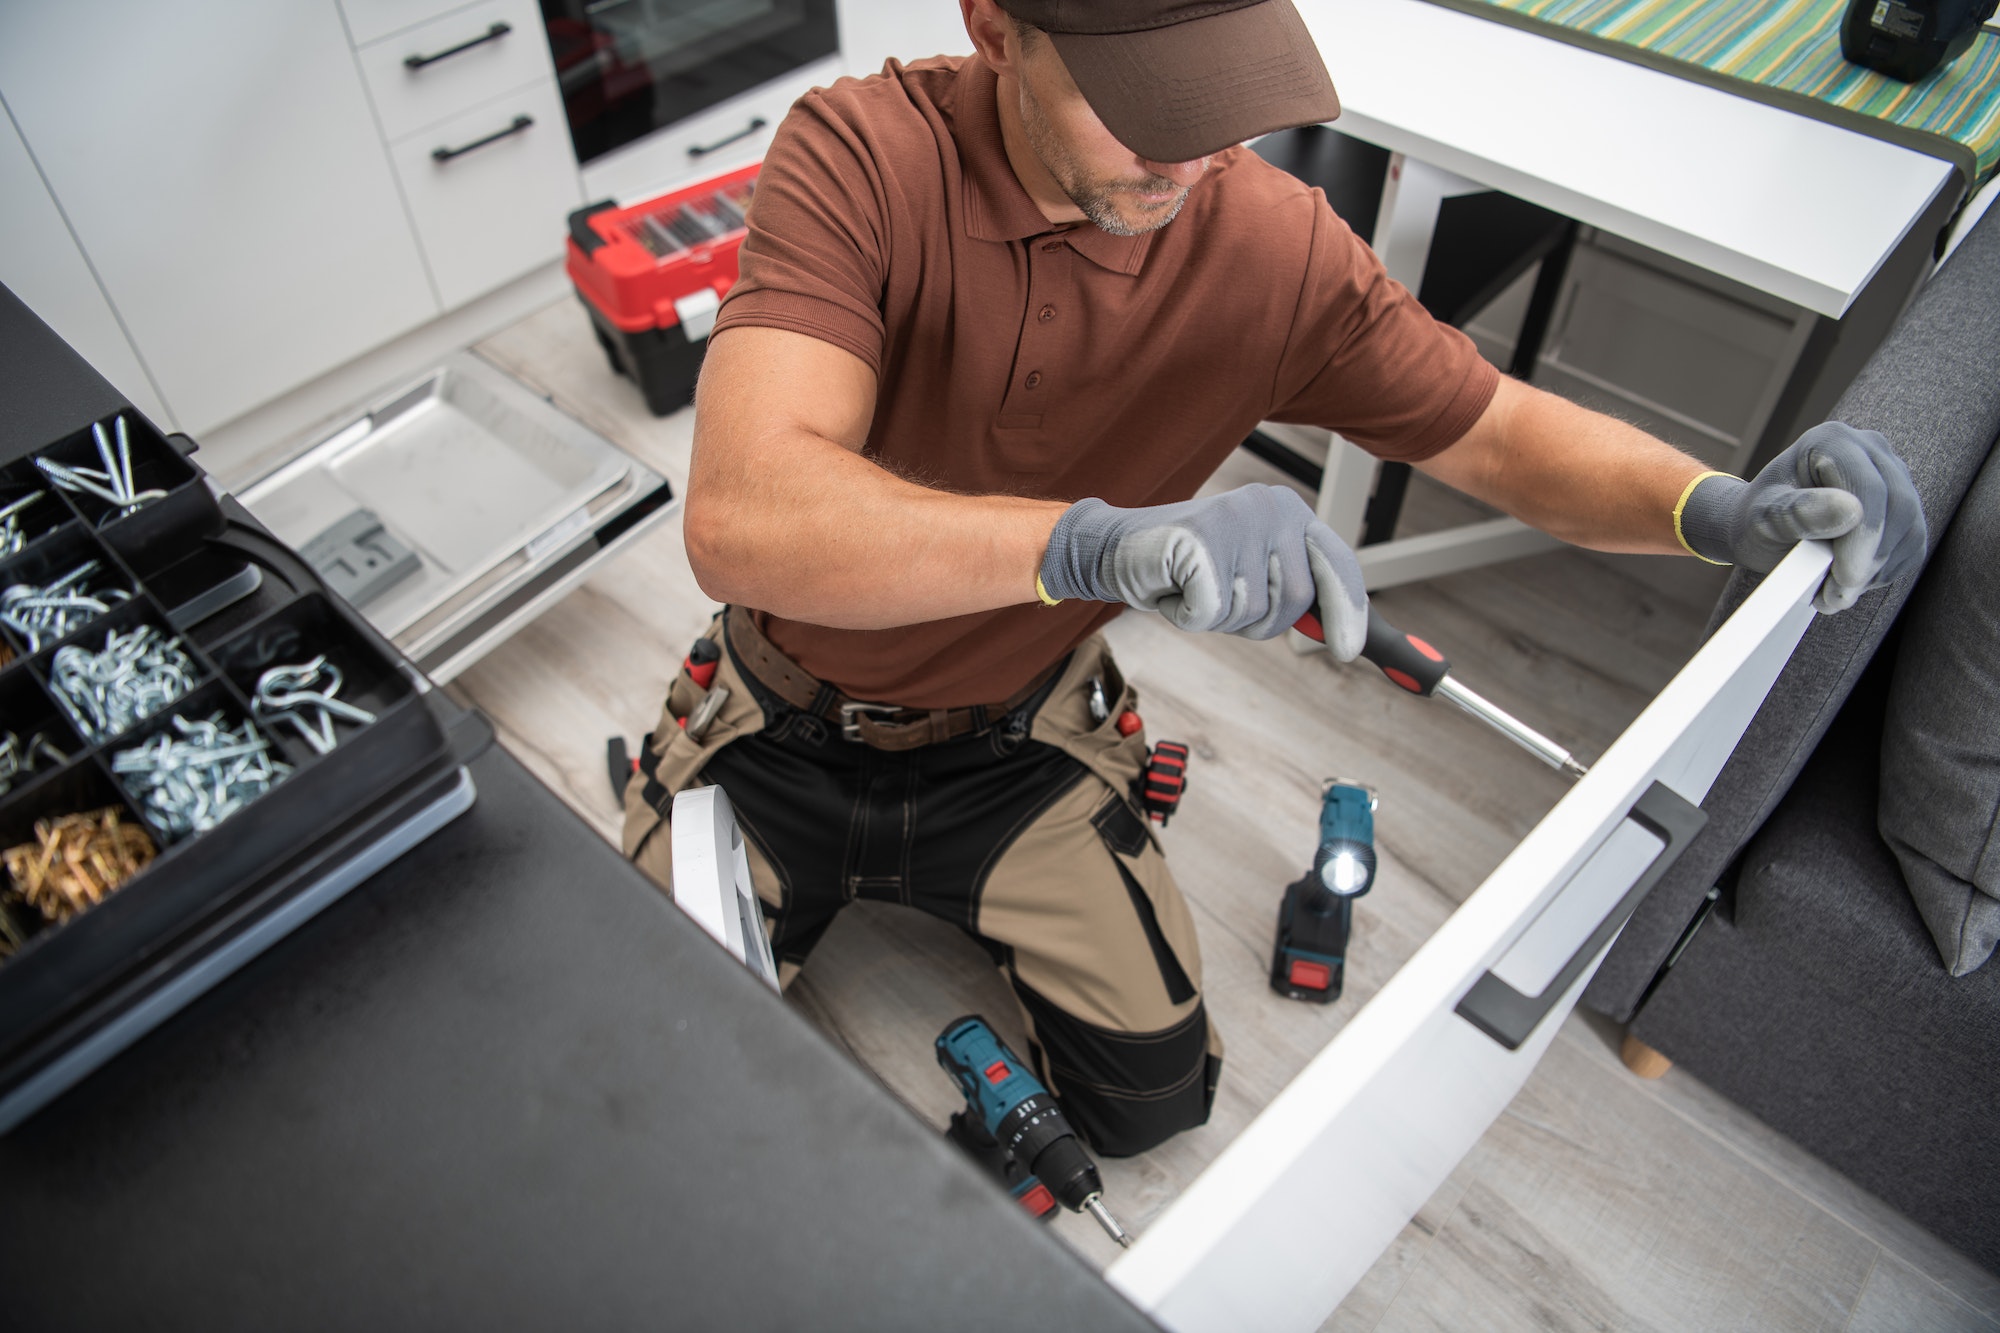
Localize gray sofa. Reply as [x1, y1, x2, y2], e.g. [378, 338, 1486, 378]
[1582, 201, 2000, 1274]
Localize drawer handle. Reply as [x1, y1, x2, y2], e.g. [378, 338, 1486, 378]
[405, 21, 512, 70]
[433, 114, 533, 162]
[1454, 782, 1706, 1051]
[687, 118, 768, 159]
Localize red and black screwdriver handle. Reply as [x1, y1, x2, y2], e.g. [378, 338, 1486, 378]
[1294, 607, 1451, 697]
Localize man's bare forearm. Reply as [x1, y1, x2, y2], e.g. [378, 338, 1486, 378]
[683, 327, 1067, 628]
[1421, 376, 1710, 554]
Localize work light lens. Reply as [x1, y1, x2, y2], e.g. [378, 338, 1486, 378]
[1324, 850, 1364, 895]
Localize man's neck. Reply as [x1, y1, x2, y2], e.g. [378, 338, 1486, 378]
[990, 66, 1083, 226]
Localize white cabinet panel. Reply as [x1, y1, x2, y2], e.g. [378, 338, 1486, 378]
[391, 80, 582, 310]
[835, 0, 971, 75]
[0, 99, 173, 430]
[339, 0, 482, 47]
[357, 0, 554, 142]
[579, 57, 838, 206]
[0, 0, 439, 435]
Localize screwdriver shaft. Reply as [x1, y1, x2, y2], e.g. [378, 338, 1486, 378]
[1434, 676, 1588, 778]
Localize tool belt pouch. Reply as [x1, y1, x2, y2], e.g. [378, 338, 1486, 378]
[622, 612, 769, 859]
[1027, 637, 1162, 856]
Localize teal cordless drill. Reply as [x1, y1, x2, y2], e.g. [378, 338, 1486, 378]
[935, 1015, 1132, 1247]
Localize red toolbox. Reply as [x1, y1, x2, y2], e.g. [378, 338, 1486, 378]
[565, 162, 758, 416]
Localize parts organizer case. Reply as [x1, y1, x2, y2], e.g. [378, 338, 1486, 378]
[566, 161, 757, 415]
[0, 410, 486, 1132]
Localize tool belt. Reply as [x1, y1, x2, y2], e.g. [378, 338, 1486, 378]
[725, 605, 1056, 751]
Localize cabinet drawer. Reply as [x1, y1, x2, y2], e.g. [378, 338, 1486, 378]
[578, 57, 838, 205]
[340, 0, 483, 47]
[358, 0, 553, 142]
[391, 80, 582, 310]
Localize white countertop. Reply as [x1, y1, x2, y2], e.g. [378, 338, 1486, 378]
[1303, 0, 1957, 315]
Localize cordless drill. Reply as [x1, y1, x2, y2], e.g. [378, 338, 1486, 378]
[1271, 780, 1378, 1002]
[935, 1015, 1133, 1247]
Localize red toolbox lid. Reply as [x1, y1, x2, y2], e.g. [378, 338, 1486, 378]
[566, 161, 760, 334]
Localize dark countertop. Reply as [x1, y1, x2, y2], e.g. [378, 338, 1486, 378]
[0, 285, 1155, 1331]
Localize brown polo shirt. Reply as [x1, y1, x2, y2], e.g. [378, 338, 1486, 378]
[710, 55, 1497, 709]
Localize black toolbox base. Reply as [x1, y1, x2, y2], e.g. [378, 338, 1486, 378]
[581, 298, 707, 416]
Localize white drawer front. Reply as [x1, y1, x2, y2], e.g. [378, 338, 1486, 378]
[340, 0, 482, 47]
[578, 56, 839, 206]
[392, 79, 583, 310]
[1110, 546, 1833, 1333]
[359, 0, 554, 143]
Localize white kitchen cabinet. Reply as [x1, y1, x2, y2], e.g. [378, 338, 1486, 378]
[339, 0, 485, 47]
[390, 80, 583, 310]
[0, 101, 173, 430]
[835, 0, 971, 75]
[355, 0, 553, 143]
[0, 0, 440, 436]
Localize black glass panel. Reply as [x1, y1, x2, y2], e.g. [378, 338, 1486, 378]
[544, 0, 839, 165]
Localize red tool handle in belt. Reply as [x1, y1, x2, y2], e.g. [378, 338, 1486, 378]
[1294, 608, 1452, 698]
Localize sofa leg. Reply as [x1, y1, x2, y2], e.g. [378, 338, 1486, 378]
[1620, 1032, 1673, 1079]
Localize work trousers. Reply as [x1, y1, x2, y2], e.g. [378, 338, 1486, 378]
[620, 612, 1221, 1157]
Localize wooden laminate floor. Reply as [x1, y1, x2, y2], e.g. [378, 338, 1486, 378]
[449, 296, 1998, 1331]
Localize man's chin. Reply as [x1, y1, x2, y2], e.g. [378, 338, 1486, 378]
[1087, 190, 1188, 236]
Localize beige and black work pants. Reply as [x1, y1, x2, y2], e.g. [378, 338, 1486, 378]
[621, 613, 1221, 1157]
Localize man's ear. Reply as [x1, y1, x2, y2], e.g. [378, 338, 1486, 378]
[963, 0, 1017, 75]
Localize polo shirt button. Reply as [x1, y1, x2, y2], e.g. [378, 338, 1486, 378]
[1026, 371, 1043, 389]
[1041, 241, 1063, 252]
[1038, 304, 1056, 322]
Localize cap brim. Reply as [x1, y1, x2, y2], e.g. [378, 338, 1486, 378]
[1047, 0, 1340, 163]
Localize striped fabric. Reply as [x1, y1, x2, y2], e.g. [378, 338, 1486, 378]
[1446, 0, 2000, 186]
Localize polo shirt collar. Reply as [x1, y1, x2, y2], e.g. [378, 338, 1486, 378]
[949, 58, 1153, 277]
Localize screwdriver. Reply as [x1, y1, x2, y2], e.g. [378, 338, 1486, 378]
[1295, 607, 1589, 779]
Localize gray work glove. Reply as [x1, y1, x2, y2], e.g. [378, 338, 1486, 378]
[1038, 484, 1369, 657]
[1679, 422, 1926, 613]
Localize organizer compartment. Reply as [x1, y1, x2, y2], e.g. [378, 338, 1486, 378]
[211, 592, 442, 836]
[0, 670, 85, 802]
[0, 461, 74, 562]
[0, 758, 158, 974]
[31, 412, 222, 574]
[36, 598, 208, 744]
[105, 679, 296, 845]
[0, 523, 139, 659]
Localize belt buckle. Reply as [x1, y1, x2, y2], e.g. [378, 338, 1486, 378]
[838, 701, 898, 743]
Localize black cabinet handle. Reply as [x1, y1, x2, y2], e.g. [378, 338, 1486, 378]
[1454, 782, 1707, 1051]
[687, 118, 767, 158]
[405, 21, 512, 70]
[433, 115, 533, 163]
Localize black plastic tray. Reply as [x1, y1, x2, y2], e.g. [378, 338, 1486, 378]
[0, 429, 465, 1101]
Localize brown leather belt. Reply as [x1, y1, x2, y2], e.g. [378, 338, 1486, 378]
[724, 605, 1056, 751]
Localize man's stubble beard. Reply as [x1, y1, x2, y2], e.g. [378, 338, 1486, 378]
[1016, 76, 1190, 237]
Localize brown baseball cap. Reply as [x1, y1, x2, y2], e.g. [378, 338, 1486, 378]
[996, 0, 1340, 163]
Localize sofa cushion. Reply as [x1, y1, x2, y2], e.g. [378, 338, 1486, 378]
[1734, 674, 2000, 1051]
[1584, 204, 2000, 1022]
[1879, 446, 2000, 975]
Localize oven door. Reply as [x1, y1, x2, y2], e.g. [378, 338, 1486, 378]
[543, 0, 839, 165]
